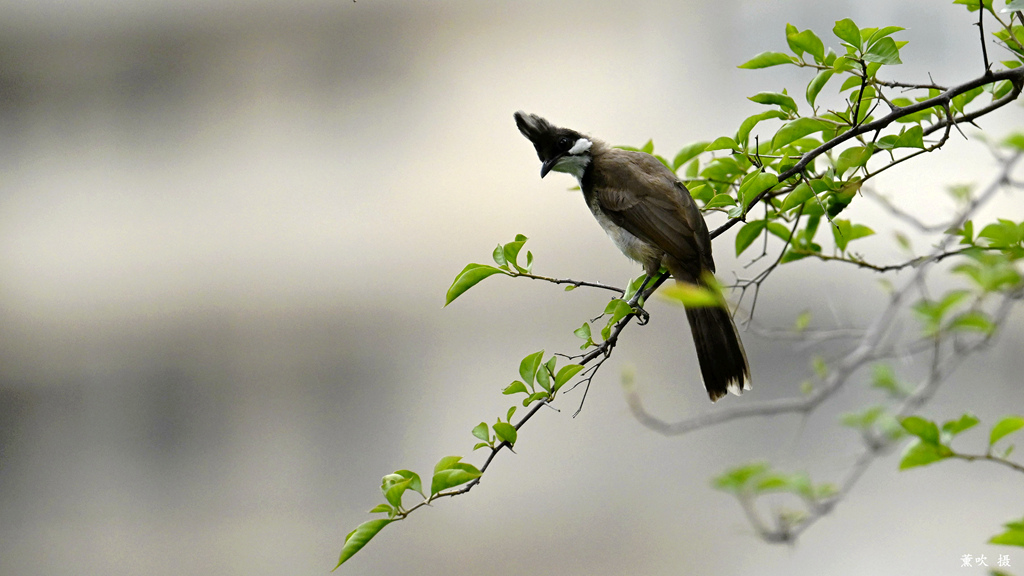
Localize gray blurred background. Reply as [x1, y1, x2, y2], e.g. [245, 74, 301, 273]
[0, 1, 1022, 575]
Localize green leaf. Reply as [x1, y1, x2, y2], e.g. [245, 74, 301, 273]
[781, 181, 814, 212]
[767, 222, 791, 241]
[445, 264, 507, 306]
[749, 91, 798, 114]
[336, 518, 393, 568]
[641, 139, 655, 154]
[383, 477, 411, 509]
[990, 415, 1024, 447]
[989, 517, 1024, 548]
[519, 350, 544, 386]
[901, 416, 940, 444]
[738, 51, 796, 69]
[979, 219, 1024, 247]
[871, 364, 904, 397]
[832, 219, 875, 252]
[712, 462, 770, 493]
[368, 503, 394, 514]
[863, 36, 902, 65]
[393, 469, 424, 497]
[659, 282, 722, 308]
[672, 141, 710, 170]
[431, 457, 482, 494]
[834, 145, 873, 176]
[554, 364, 585, 391]
[736, 220, 767, 256]
[523, 391, 549, 406]
[492, 422, 518, 446]
[535, 361, 551, 392]
[574, 323, 592, 340]
[863, 26, 905, 50]
[472, 422, 490, 442]
[687, 183, 712, 203]
[503, 380, 528, 395]
[772, 118, 830, 150]
[1003, 131, 1024, 152]
[833, 18, 861, 48]
[738, 169, 779, 209]
[503, 237, 528, 272]
[806, 69, 834, 108]
[705, 136, 739, 152]
[941, 414, 980, 437]
[492, 244, 506, 267]
[787, 28, 825, 62]
[704, 194, 738, 209]
[736, 110, 788, 146]
[894, 125, 924, 149]
[948, 311, 994, 334]
[899, 439, 952, 470]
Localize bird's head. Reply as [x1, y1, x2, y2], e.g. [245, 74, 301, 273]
[514, 111, 594, 180]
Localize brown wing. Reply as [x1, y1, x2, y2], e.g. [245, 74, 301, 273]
[593, 149, 714, 277]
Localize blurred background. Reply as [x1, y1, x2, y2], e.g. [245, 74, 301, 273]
[0, 1, 1022, 574]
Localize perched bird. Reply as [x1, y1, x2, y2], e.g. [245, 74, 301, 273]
[514, 111, 750, 401]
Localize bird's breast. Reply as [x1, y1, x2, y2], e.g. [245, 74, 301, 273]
[585, 195, 661, 266]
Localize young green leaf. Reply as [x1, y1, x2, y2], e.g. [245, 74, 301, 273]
[833, 18, 861, 48]
[899, 439, 952, 470]
[787, 28, 825, 62]
[863, 36, 902, 65]
[736, 220, 767, 256]
[574, 323, 592, 340]
[445, 264, 508, 306]
[781, 181, 815, 212]
[704, 194, 738, 209]
[772, 118, 830, 150]
[393, 469, 424, 497]
[712, 462, 770, 493]
[430, 457, 482, 495]
[503, 236, 529, 272]
[989, 415, 1024, 447]
[535, 362, 551, 392]
[335, 518, 393, 569]
[659, 283, 722, 308]
[948, 311, 995, 334]
[672, 141, 710, 170]
[383, 477, 412, 509]
[492, 422, 518, 446]
[738, 51, 796, 69]
[738, 169, 779, 209]
[519, 350, 544, 386]
[901, 416, 940, 444]
[989, 517, 1024, 548]
[749, 91, 799, 114]
[492, 244, 507, 267]
[806, 69, 834, 108]
[705, 136, 739, 152]
[554, 364, 585, 391]
[835, 145, 873, 176]
[736, 110, 788, 146]
[472, 422, 490, 442]
[941, 414, 979, 437]
[503, 380, 528, 395]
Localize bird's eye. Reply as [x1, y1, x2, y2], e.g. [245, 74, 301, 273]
[558, 137, 571, 149]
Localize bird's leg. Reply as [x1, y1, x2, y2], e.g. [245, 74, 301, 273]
[629, 273, 654, 325]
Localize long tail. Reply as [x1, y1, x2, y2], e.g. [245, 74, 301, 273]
[683, 290, 750, 402]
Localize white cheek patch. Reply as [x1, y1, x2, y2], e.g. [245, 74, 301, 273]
[568, 138, 592, 155]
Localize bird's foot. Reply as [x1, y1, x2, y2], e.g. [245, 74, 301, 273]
[634, 305, 650, 326]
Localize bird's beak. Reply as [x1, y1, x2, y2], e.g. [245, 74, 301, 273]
[540, 155, 563, 178]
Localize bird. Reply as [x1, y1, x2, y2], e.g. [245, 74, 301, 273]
[514, 111, 750, 401]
